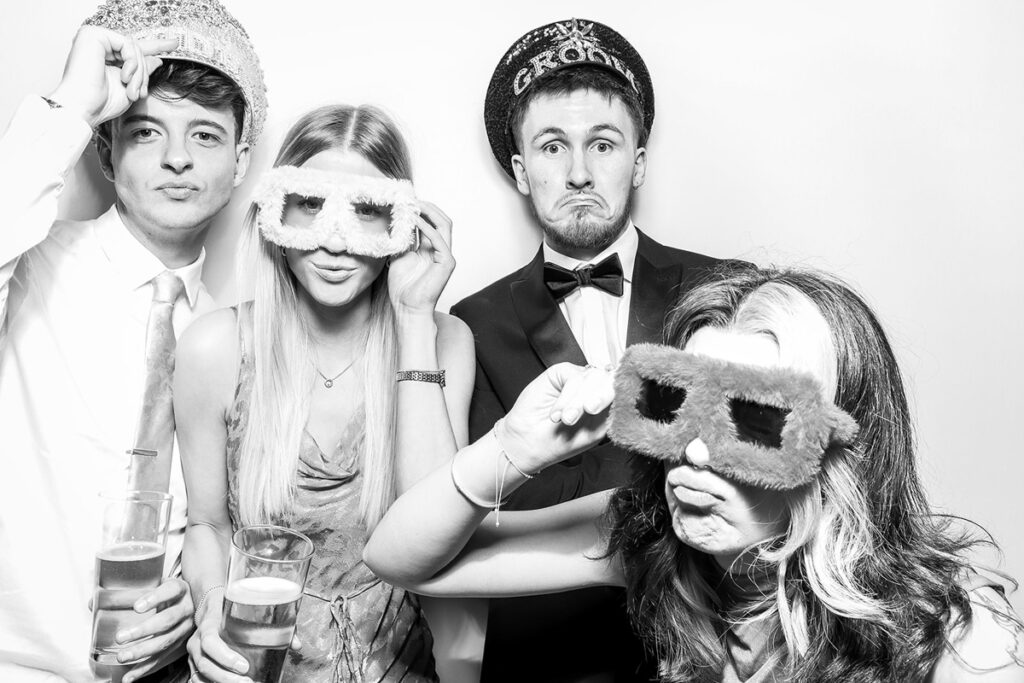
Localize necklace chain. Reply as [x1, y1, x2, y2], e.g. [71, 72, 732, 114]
[315, 356, 359, 389]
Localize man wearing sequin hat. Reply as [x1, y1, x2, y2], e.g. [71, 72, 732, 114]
[450, 18, 724, 682]
[0, 1, 265, 681]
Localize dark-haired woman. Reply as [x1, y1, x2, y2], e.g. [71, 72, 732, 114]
[365, 264, 1024, 682]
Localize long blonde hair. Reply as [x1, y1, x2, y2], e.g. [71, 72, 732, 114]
[236, 104, 412, 530]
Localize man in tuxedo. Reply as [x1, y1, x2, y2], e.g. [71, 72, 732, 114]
[450, 18, 722, 683]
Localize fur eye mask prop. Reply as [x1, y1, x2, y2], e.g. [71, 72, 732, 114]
[253, 166, 420, 256]
[609, 344, 859, 490]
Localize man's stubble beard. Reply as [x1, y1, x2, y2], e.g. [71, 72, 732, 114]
[533, 188, 634, 255]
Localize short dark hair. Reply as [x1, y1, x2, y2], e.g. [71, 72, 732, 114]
[509, 66, 646, 154]
[98, 59, 246, 143]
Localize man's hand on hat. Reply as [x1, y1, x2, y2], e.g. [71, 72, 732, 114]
[48, 26, 179, 128]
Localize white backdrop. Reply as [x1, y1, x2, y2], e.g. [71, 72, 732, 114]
[2, 0, 1021, 620]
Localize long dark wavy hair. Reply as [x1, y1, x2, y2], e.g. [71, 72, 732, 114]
[607, 262, 987, 682]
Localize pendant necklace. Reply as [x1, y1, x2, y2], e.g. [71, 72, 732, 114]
[315, 356, 359, 389]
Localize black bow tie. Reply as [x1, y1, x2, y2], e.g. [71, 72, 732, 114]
[543, 253, 625, 301]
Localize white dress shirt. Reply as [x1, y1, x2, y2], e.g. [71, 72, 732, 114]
[542, 223, 638, 369]
[0, 97, 216, 682]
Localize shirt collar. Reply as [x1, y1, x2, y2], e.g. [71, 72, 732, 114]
[543, 221, 638, 283]
[94, 205, 206, 307]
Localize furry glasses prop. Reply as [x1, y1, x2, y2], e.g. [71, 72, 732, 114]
[609, 344, 859, 490]
[253, 166, 420, 256]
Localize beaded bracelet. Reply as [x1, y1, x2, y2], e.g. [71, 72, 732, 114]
[193, 584, 225, 627]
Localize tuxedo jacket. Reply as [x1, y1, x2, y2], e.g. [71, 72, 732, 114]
[452, 229, 722, 508]
[451, 229, 722, 682]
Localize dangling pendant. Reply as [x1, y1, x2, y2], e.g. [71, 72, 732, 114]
[315, 355, 359, 390]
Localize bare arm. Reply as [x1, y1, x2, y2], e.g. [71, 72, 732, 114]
[418, 491, 623, 597]
[364, 364, 622, 594]
[174, 308, 252, 682]
[389, 201, 474, 492]
[393, 310, 474, 490]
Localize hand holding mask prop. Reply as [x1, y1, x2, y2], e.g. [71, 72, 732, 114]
[253, 166, 420, 256]
[609, 344, 859, 489]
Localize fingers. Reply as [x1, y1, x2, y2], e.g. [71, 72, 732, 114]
[548, 364, 614, 425]
[141, 56, 163, 99]
[417, 201, 452, 234]
[114, 579, 192, 651]
[117, 617, 191, 670]
[417, 201, 453, 248]
[97, 30, 175, 102]
[139, 36, 181, 57]
[138, 577, 192, 613]
[187, 626, 252, 683]
[413, 216, 454, 266]
[127, 41, 146, 101]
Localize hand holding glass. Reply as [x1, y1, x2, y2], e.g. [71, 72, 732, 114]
[90, 491, 173, 677]
[220, 525, 314, 683]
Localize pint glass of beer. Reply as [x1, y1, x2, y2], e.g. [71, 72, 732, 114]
[220, 525, 314, 683]
[89, 491, 173, 675]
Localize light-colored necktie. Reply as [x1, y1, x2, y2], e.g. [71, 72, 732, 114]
[127, 270, 185, 492]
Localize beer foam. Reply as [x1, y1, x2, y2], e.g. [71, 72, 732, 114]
[226, 576, 303, 605]
[96, 540, 165, 561]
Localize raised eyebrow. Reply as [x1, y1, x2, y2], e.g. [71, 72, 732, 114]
[121, 114, 163, 128]
[530, 126, 567, 145]
[588, 124, 625, 139]
[189, 119, 230, 136]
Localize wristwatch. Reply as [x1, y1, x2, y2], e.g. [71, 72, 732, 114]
[396, 369, 446, 388]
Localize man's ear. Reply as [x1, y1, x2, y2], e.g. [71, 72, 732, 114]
[94, 127, 115, 183]
[632, 147, 647, 189]
[511, 154, 531, 197]
[232, 142, 252, 188]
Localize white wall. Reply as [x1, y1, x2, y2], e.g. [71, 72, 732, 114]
[3, 0, 1021, 618]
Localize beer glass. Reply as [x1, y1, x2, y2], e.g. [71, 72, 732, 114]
[89, 491, 173, 675]
[220, 525, 314, 683]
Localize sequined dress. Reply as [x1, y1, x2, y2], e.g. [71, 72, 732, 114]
[224, 312, 437, 682]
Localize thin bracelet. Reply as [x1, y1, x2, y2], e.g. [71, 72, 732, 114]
[494, 418, 539, 478]
[193, 584, 225, 627]
[450, 454, 498, 509]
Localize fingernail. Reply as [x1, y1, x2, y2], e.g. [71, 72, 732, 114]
[564, 408, 581, 424]
[115, 629, 131, 642]
[549, 410, 562, 422]
[117, 650, 133, 663]
[134, 599, 149, 612]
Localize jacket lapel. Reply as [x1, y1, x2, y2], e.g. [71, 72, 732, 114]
[627, 230, 681, 345]
[510, 248, 588, 368]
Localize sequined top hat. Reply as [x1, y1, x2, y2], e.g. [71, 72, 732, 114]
[484, 18, 655, 178]
[83, 0, 267, 145]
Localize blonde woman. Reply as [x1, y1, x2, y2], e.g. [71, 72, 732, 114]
[174, 104, 473, 682]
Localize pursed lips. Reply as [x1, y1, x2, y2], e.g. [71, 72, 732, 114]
[312, 263, 356, 282]
[667, 467, 729, 510]
[155, 181, 200, 199]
